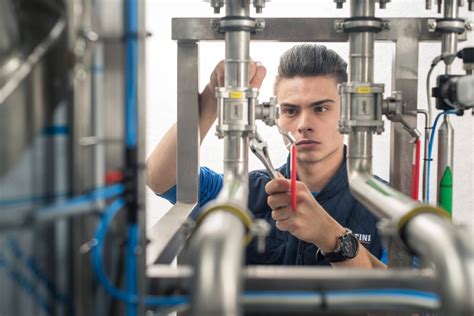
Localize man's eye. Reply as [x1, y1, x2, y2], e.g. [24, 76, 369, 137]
[314, 106, 328, 113]
[281, 108, 297, 116]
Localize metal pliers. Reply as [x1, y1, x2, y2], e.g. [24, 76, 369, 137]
[249, 127, 296, 180]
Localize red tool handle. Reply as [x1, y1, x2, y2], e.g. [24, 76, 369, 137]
[291, 144, 297, 211]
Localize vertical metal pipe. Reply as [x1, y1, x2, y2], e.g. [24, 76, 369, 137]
[349, 0, 375, 82]
[225, 31, 250, 88]
[225, 0, 250, 88]
[191, 212, 245, 316]
[444, 0, 460, 17]
[437, 115, 454, 212]
[348, 130, 373, 177]
[349, 32, 375, 82]
[219, 134, 249, 204]
[441, 0, 459, 73]
[192, 1, 252, 315]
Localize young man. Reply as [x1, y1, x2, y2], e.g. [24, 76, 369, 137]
[147, 44, 385, 268]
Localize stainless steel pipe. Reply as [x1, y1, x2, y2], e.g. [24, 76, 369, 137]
[441, 0, 459, 73]
[219, 134, 249, 204]
[349, 0, 375, 82]
[191, 1, 253, 315]
[190, 211, 246, 316]
[347, 131, 419, 220]
[437, 116, 454, 190]
[403, 213, 474, 314]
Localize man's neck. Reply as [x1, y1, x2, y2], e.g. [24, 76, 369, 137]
[297, 146, 344, 193]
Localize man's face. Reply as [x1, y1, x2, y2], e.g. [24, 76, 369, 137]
[276, 75, 344, 165]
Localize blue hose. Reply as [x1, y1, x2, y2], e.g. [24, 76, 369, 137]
[126, 224, 138, 316]
[125, 0, 138, 149]
[91, 198, 188, 307]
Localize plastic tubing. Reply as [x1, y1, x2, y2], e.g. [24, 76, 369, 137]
[125, 0, 138, 148]
[411, 140, 421, 200]
[126, 224, 138, 316]
[91, 198, 187, 307]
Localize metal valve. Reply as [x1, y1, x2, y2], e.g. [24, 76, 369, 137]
[255, 97, 279, 126]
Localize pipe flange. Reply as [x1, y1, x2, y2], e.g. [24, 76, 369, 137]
[217, 124, 255, 133]
[429, 18, 466, 34]
[339, 119, 385, 133]
[341, 17, 384, 33]
[215, 87, 259, 99]
[196, 203, 254, 245]
[211, 17, 265, 33]
[398, 205, 451, 231]
[339, 82, 385, 94]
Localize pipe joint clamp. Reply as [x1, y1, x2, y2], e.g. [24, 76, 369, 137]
[196, 203, 255, 245]
[211, 17, 265, 34]
[398, 205, 451, 232]
[335, 17, 388, 33]
[428, 18, 466, 34]
[338, 82, 385, 134]
[215, 87, 259, 137]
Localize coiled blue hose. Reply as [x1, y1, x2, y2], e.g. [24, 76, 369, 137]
[91, 198, 187, 307]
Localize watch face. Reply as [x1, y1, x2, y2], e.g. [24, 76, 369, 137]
[340, 234, 359, 259]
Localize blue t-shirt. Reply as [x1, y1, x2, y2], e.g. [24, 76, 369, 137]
[159, 154, 384, 266]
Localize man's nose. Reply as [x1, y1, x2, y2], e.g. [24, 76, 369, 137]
[297, 111, 313, 133]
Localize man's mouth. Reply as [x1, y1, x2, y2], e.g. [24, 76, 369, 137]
[296, 139, 320, 146]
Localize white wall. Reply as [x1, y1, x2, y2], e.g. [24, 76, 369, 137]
[145, 0, 473, 234]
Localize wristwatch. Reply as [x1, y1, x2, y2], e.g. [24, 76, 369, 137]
[317, 228, 359, 263]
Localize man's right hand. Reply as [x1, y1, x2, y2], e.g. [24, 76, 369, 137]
[147, 59, 266, 194]
[200, 60, 267, 119]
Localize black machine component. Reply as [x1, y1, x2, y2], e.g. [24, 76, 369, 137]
[432, 47, 474, 113]
[433, 75, 474, 112]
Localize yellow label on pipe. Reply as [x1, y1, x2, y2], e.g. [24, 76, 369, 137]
[356, 86, 372, 94]
[230, 91, 245, 99]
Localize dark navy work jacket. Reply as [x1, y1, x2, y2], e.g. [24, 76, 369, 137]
[158, 151, 383, 266]
[245, 154, 383, 266]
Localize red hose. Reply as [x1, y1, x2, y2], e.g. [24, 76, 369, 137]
[411, 140, 421, 200]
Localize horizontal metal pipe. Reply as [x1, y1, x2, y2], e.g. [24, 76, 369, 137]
[149, 265, 437, 293]
[244, 292, 439, 314]
[403, 213, 474, 314]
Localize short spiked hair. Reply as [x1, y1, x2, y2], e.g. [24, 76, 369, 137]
[274, 44, 348, 92]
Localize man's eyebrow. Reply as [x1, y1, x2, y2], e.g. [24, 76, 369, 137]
[310, 99, 335, 107]
[279, 103, 299, 108]
[280, 99, 335, 108]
